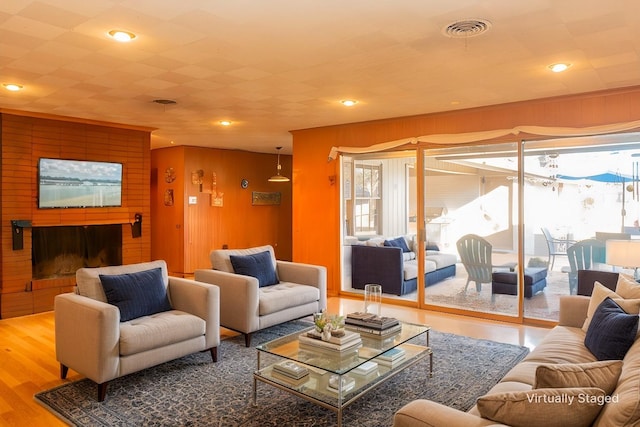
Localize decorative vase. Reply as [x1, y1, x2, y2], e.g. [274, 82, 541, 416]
[321, 325, 333, 341]
[331, 328, 345, 338]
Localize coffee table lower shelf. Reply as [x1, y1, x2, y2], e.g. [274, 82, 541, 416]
[253, 343, 432, 426]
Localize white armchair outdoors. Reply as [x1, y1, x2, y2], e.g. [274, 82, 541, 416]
[194, 245, 326, 347]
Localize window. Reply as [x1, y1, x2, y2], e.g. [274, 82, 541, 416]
[353, 162, 382, 235]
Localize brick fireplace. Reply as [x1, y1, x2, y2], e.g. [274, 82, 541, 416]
[0, 112, 152, 318]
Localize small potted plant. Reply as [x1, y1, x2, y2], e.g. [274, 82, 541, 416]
[329, 314, 345, 337]
[313, 311, 328, 333]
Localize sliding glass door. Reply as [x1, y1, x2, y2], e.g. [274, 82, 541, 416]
[340, 152, 419, 305]
[339, 131, 640, 323]
[421, 143, 519, 318]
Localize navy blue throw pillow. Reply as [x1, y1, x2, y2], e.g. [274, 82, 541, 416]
[584, 297, 639, 361]
[229, 250, 279, 287]
[384, 236, 411, 253]
[99, 267, 172, 322]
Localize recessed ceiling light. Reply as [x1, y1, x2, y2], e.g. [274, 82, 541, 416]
[108, 30, 136, 42]
[548, 63, 571, 73]
[219, 120, 232, 126]
[3, 83, 23, 91]
[341, 100, 358, 107]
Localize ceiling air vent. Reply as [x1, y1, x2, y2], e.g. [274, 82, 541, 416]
[442, 19, 492, 38]
[152, 99, 177, 105]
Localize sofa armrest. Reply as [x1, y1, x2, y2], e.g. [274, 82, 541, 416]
[54, 293, 120, 384]
[168, 277, 221, 349]
[351, 245, 404, 294]
[557, 295, 590, 327]
[194, 269, 260, 334]
[393, 400, 505, 427]
[276, 261, 327, 310]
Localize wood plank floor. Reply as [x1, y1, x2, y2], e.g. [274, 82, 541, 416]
[0, 296, 550, 426]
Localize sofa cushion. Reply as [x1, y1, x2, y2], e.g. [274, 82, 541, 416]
[258, 282, 320, 315]
[534, 360, 623, 395]
[76, 260, 169, 303]
[384, 236, 411, 253]
[476, 387, 606, 427]
[99, 268, 172, 322]
[582, 281, 640, 332]
[584, 297, 639, 361]
[230, 250, 279, 287]
[403, 259, 438, 281]
[426, 252, 458, 270]
[210, 245, 276, 273]
[594, 337, 640, 426]
[119, 310, 206, 356]
[615, 273, 640, 299]
[402, 251, 417, 262]
[520, 326, 597, 366]
[365, 237, 385, 247]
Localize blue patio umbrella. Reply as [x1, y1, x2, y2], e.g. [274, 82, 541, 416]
[556, 172, 633, 182]
[556, 171, 636, 231]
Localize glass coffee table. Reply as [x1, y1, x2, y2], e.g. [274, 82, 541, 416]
[253, 321, 431, 426]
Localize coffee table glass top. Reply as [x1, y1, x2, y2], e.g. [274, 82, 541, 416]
[255, 321, 430, 375]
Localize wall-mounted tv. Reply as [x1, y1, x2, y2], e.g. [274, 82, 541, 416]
[38, 158, 123, 209]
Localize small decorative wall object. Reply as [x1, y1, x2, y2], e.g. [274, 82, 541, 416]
[164, 167, 176, 183]
[191, 169, 204, 192]
[211, 172, 223, 207]
[252, 191, 281, 205]
[164, 189, 174, 206]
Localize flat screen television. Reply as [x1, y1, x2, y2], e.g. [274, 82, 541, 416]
[38, 158, 123, 208]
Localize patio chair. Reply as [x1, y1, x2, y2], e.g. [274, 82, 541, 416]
[565, 238, 606, 295]
[541, 227, 576, 270]
[456, 234, 514, 293]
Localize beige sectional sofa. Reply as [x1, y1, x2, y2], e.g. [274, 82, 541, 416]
[393, 272, 640, 427]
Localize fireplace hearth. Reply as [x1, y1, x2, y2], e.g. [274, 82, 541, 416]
[32, 224, 122, 279]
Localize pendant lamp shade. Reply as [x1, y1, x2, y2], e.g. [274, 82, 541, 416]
[268, 147, 290, 182]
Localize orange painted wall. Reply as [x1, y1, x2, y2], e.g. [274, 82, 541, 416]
[0, 112, 152, 318]
[151, 146, 292, 276]
[291, 86, 640, 296]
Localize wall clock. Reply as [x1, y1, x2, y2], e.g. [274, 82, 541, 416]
[241, 179, 249, 189]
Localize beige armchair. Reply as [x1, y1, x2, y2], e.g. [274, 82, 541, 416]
[54, 260, 220, 401]
[194, 245, 326, 347]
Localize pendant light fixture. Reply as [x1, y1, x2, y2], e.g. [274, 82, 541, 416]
[268, 147, 290, 182]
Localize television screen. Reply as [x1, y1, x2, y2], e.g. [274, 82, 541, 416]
[38, 158, 123, 208]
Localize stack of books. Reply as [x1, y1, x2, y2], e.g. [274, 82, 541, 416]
[351, 360, 378, 376]
[271, 361, 309, 385]
[344, 312, 401, 339]
[326, 374, 355, 394]
[298, 329, 363, 355]
[376, 347, 406, 369]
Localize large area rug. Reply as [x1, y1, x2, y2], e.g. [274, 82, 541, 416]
[35, 321, 529, 426]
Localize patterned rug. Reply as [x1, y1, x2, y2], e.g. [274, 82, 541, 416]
[35, 321, 529, 427]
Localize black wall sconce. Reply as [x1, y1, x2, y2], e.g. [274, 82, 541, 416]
[131, 213, 142, 238]
[11, 220, 32, 250]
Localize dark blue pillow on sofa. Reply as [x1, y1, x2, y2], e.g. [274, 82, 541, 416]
[384, 236, 411, 253]
[99, 267, 172, 322]
[584, 297, 639, 361]
[230, 250, 279, 287]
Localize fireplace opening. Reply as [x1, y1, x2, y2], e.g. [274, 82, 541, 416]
[32, 224, 123, 279]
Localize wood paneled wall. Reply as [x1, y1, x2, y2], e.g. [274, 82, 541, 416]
[151, 146, 292, 276]
[0, 112, 152, 318]
[291, 86, 640, 296]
